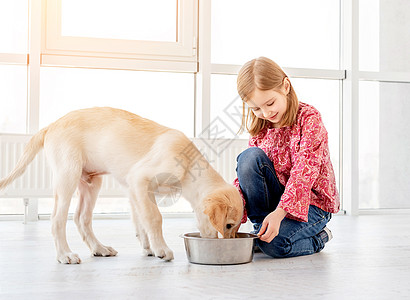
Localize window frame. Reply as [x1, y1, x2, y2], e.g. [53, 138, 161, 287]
[42, 0, 198, 72]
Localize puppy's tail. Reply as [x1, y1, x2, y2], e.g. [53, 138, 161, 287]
[0, 128, 47, 190]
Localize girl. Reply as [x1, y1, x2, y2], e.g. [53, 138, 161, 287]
[234, 57, 340, 258]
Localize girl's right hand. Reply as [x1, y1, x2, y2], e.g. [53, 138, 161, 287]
[257, 208, 287, 243]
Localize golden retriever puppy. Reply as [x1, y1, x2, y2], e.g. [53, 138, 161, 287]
[0, 107, 243, 264]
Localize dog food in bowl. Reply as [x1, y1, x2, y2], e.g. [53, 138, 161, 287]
[181, 232, 259, 265]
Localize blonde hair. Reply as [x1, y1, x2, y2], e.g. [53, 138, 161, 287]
[237, 57, 299, 136]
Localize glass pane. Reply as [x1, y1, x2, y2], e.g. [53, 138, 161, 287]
[0, 0, 28, 53]
[211, 0, 340, 69]
[40, 67, 194, 137]
[0, 65, 27, 134]
[211, 75, 340, 189]
[61, 0, 177, 42]
[210, 75, 248, 140]
[360, 0, 410, 72]
[359, 81, 410, 209]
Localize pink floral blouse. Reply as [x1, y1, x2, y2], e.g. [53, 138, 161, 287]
[234, 102, 340, 223]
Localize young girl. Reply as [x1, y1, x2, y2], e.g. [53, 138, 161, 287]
[233, 57, 340, 258]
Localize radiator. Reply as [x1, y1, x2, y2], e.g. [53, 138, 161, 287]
[0, 134, 247, 198]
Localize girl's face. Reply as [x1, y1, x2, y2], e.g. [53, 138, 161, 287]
[247, 78, 290, 128]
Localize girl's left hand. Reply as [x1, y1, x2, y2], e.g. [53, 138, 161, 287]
[257, 208, 287, 243]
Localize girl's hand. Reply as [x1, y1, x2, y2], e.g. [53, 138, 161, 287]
[257, 208, 287, 243]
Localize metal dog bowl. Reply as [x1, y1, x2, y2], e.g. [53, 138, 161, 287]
[181, 232, 259, 265]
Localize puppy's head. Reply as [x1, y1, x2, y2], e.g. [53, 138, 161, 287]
[203, 186, 243, 238]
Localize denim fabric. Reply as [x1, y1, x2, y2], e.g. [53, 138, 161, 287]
[236, 147, 285, 224]
[236, 147, 332, 258]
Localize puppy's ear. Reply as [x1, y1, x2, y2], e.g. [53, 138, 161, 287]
[233, 223, 240, 238]
[203, 197, 228, 236]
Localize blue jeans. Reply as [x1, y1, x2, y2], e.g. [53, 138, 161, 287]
[236, 147, 332, 258]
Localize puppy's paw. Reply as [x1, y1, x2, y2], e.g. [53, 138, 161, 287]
[154, 247, 174, 261]
[92, 245, 118, 257]
[143, 247, 155, 257]
[58, 253, 81, 264]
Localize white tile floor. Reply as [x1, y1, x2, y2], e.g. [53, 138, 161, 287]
[0, 214, 409, 299]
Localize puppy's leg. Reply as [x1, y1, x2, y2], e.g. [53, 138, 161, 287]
[128, 178, 174, 261]
[129, 198, 153, 256]
[74, 175, 118, 257]
[51, 171, 81, 264]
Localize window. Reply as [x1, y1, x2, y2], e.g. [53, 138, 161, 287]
[61, 0, 177, 42]
[358, 0, 410, 210]
[359, 81, 410, 209]
[0, 0, 29, 135]
[0, 66, 27, 134]
[43, 0, 198, 72]
[359, 0, 410, 72]
[40, 67, 195, 137]
[3, 0, 410, 218]
[211, 0, 340, 69]
[210, 75, 247, 140]
[0, 0, 28, 54]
